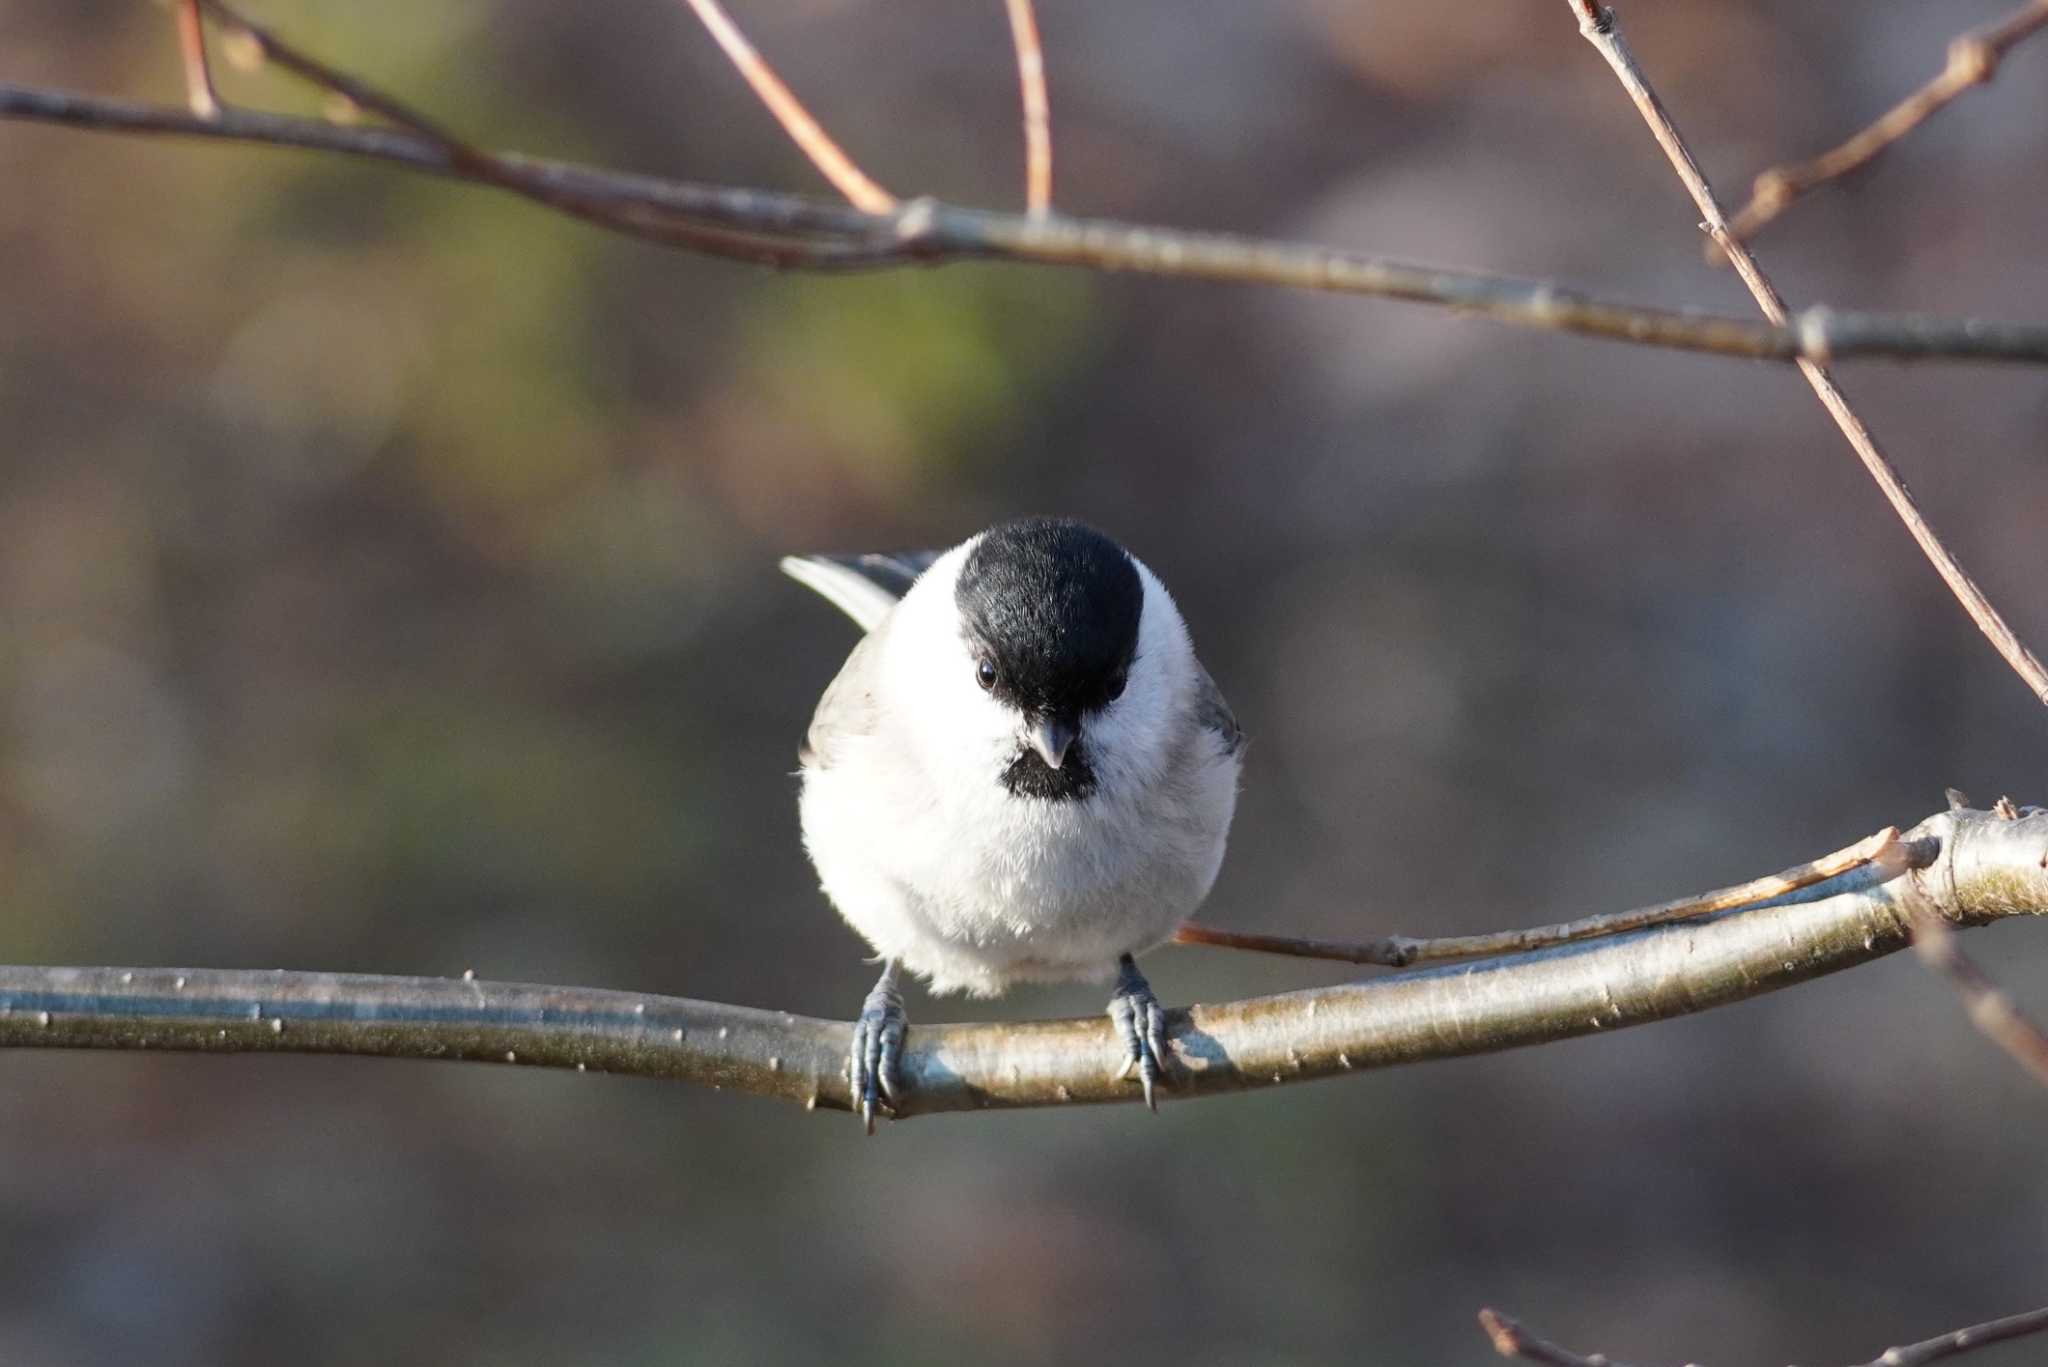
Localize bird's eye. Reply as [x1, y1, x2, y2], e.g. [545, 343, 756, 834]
[1105, 670, 1128, 702]
[976, 659, 998, 691]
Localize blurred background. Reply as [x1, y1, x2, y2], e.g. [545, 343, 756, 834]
[3, 1, 2048, 1362]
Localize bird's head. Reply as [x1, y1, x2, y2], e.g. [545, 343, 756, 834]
[888, 517, 1184, 803]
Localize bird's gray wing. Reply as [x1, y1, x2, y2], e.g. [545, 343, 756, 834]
[780, 550, 942, 633]
[800, 625, 886, 770]
[1193, 660, 1246, 756]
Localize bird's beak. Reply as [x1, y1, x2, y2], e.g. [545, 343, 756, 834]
[1029, 716, 1078, 770]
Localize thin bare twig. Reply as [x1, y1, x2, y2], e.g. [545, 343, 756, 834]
[189, 0, 890, 266]
[1910, 911, 2048, 1088]
[1002, 0, 1052, 216]
[1481, 1309, 1642, 1367]
[1565, 0, 2048, 708]
[1177, 825, 1903, 967]
[1849, 1306, 2048, 1367]
[11, 82, 2048, 367]
[0, 806, 2036, 1119]
[1480, 1303, 2048, 1367]
[171, 0, 219, 119]
[195, 0, 468, 152]
[678, 0, 896, 212]
[1726, 0, 2048, 246]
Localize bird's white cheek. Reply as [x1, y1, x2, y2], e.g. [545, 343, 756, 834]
[1087, 672, 1172, 773]
[910, 678, 1022, 785]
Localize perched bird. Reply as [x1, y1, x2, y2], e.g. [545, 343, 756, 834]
[783, 516, 1243, 1130]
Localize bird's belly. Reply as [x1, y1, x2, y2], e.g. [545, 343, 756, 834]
[923, 843, 1186, 961]
[801, 745, 1238, 997]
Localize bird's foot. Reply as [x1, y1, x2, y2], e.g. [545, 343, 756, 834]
[1108, 953, 1171, 1112]
[850, 961, 906, 1135]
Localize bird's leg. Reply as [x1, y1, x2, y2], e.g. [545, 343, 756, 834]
[1107, 953, 1170, 1112]
[849, 959, 906, 1134]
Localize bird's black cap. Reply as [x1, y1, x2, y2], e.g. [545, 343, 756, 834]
[955, 517, 1142, 715]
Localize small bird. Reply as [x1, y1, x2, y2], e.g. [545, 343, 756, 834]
[783, 516, 1243, 1130]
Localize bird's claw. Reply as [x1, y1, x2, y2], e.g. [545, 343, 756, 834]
[1108, 954, 1171, 1112]
[850, 963, 906, 1135]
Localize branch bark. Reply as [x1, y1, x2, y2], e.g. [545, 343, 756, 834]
[6, 81, 2048, 365]
[0, 806, 2042, 1121]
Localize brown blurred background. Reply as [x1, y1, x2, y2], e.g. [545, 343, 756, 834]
[3, 1, 2048, 1362]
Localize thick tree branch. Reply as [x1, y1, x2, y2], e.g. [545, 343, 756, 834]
[1564, 1, 2048, 708]
[6, 81, 2048, 364]
[0, 807, 2041, 1121]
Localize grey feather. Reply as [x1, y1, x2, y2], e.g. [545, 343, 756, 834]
[1193, 660, 1245, 756]
[800, 628, 884, 770]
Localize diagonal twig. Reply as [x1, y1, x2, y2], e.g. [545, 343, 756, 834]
[1848, 1305, 2048, 1367]
[1480, 1303, 2048, 1367]
[677, 0, 897, 212]
[1564, 0, 2048, 708]
[1910, 905, 2048, 1088]
[1726, 0, 2048, 247]
[1002, 0, 1052, 216]
[1175, 825, 1903, 967]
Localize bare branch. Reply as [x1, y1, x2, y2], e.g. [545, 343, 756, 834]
[195, 0, 469, 150]
[1726, 1, 2048, 246]
[171, 0, 219, 119]
[1002, 0, 1052, 216]
[8, 81, 2048, 367]
[1178, 824, 1903, 967]
[1850, 1305, 2048, 1367]
[678, 0, 897, 212]
[1481, 1309, 1642, 1367]
[1479, 1303, 2048, 1367]
[0, 807, 2040, 1120]
[188, 2, 886, 266]
[1564, 1, 2048, 708]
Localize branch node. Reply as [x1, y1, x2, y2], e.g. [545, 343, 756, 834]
[1480, 1309, 1521, 1356]
[1947, 34, 2000, 86]
[1752, 167, 1794, 213]
[1797, 306, 1836, 363]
